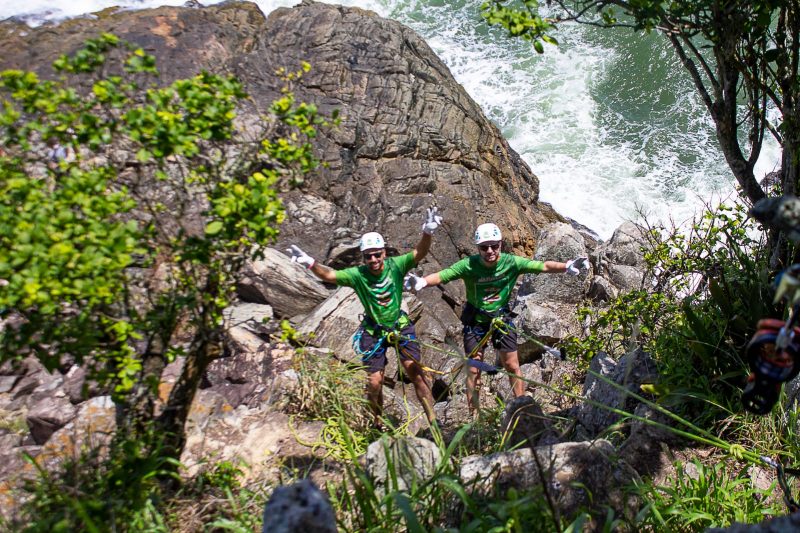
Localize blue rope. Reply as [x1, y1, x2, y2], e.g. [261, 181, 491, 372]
[353, 327, 385, 361]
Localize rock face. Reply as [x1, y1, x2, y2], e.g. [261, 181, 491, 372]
[0, 1, 562, 284]
[574, 348, 659, 438]
[365, 436, 442, 497]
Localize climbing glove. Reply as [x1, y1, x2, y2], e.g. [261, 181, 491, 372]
[422, 206, 443, 235]
[403, 273, 428, 292]
[287, 244, 315, 269]
[565, 257, 589, 276]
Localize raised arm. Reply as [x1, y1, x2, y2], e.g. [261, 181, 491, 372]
[541, 260, 568, 273]
[404, 271, 443, 292]
[412, 206, 442, 264]
[541, 257, 588, 275]
[287, 244, 338, 283]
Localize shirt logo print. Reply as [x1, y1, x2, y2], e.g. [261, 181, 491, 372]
[482, 288, 501, 304]
[373, 277, 393, 307]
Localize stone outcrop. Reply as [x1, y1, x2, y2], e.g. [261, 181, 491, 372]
[365, 436, 442, 497]
[574, 348, 659, 438]
[589, 221, 649, 300]
[238, 248, 331, 317]
[0, 1, 564, 322]
[459, 439, 640, 521]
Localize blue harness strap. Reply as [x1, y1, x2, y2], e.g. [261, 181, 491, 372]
[352, 313, 412, 362]
[353, 327, 385, 361]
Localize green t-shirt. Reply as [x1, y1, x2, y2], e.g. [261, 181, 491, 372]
[335, 252, 416, 330]
[438, 253, 545, 322]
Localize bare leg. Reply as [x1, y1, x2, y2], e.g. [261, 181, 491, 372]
[500, 350, 525, 397]
[402, 359, 436, 424]
[466, 351, 484, 417]
[366, 370, 384, 426]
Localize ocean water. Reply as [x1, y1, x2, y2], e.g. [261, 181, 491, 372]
[1, 0, 779, 239]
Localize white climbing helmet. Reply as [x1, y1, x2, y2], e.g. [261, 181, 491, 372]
[359, 232, 386, 251]
[474, 223, 502, 245]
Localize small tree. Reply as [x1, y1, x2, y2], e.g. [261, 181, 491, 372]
[481, 0, 800, 207]
[0, 33, 334, 458]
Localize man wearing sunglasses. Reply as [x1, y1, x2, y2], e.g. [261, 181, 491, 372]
[405, 222, 587, 416]
[286, 207, 443, 429]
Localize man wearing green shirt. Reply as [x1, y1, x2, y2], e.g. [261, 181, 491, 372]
[405, 223, 587, 415]
[287, 207, 442, 428]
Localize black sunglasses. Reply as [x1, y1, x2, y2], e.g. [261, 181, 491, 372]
[479, 243, 501, 252]
[363, 251, 384, 260]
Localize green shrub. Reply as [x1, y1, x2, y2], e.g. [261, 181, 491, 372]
[634, 459, 782, 531]
[14, 430, 177, 532]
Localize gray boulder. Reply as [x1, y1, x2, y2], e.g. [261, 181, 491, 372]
[574, 348, 659, 437]
[460, 439, 640, 520]
[365, 436, 442, 498]
[518, 222, 589, 304]
[261, 479, 337, 533]
[500, 396, 554, 449]
[296, 287, 364, 362]
[26, 395, 76, 445]
[238, 248, 331, 317]
[591, 221, 649, 298]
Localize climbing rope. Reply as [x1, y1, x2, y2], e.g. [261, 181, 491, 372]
[760, 456, 800, 512]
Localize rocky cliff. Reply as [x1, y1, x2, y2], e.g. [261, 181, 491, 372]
[0, 0, 564, 265]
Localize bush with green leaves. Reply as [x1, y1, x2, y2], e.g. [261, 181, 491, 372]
[634, 459, 783, 531]
[0, 33, 333, 452]
[566, 203, 773, 417]
[0, 33, 334, 529]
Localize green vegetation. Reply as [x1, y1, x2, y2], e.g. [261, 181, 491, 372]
[0, 34, 333, 530]
[636, 459, 783, 531]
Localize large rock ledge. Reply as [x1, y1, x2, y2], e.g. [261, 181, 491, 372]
[0, 0, 564, 273]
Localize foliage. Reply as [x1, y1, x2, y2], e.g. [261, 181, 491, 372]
[634, 459, 782, 531]
[0, 33, 333, 460]
[480, 0, 557, 54]
[645, 204, 773, 413]
[0, 31, 334, 531]
[286, 344, 374, 435]
[481, 0, 800, 230]
[566, 203, 772, 417]
[13, 429, 179, 532]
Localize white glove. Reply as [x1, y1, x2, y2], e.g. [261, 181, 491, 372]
[545, 346, 561, 358]
[287, 244, 315, 269]
[422, 206, 443, 235]
[403, 273, 428, 292]
[565, 257, 588, 276]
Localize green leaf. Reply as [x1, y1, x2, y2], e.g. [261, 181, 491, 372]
[204, 220, 223, 235]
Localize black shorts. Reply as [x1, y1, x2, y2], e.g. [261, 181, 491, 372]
[358, 323, 421, 374]
[463, 322, 517, 356]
